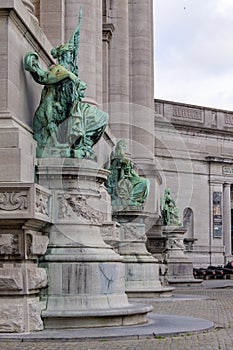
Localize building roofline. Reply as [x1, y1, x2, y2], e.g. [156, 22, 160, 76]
[154, 98, 233, 114]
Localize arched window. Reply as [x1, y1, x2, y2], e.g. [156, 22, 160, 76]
[183, 208, 194, 239]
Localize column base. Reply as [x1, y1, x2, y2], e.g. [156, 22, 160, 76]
[43, 303, 152, 329]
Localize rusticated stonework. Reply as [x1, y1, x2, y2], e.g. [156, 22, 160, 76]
[0, 268, 23, 291]
[0, 234, 19, 255]
[57, 193, 104, 224]
[27, 266, 47, 290]
[0, 304, 24, 332]
[0, 191, 28, 211]
[26, 233, 49, 256]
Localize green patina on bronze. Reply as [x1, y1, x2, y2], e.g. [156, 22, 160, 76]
[161, 188, 182, 226]
[106, 140, 150, 208]
[24, 7, 108, 159]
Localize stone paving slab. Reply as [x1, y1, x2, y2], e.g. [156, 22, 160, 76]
[130, 294, 209, 302]
[0, 313, 213, 341]
[0, 280, 233, 349]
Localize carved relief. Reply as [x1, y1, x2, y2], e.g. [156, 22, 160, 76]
[101, 224, 120, 241]
[224, 113, 233, 126]
[35, 191, 49, 216]
[167, 238, 185, 250]
[147, 238, 166, 250]
[58, 193, 104, 224]
[173, 106, 203, 122]
[0, 234, 19, 255]
[122, 224, 146, 242]
[0, 191, 28, 211]
[58, 194, 71, 219]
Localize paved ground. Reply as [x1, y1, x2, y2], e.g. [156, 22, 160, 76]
[1, 280, 233, 350]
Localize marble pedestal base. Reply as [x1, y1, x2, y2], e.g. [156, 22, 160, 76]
[37, 159, 152, 328]
[163, 226, 202, 286]
[112, 209, 174, 297]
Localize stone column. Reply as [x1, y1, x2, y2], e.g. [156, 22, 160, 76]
[108, 0, 130, 141]
[223, 183, 232, 259]
[129, 0, 154, 162]
[65, 0, 102, 106]
[40, 0, 65, 47]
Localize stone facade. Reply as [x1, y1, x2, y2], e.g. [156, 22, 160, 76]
[154, 99, 233, 267]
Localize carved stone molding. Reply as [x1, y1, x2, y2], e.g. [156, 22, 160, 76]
[0, 191, 28, 211]
[172, 106, 204, 123]
[0, 184, 51, 222]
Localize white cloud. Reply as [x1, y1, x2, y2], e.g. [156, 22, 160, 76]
[154, 0, 233, 110]
[215, 0, 233, 18]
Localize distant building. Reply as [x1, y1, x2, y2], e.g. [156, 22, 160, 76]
[154, 99, 233, 266]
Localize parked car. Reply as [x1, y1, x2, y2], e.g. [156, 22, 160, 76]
[207, 265, 224, 278]
[193, 267, 216, 280]
[224, 261, 233, 269]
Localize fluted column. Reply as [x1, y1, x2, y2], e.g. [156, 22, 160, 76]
[40, 0, 65, 47]
[65, 0, 102, 106]
[108, 0, 130, 141]
[223, 183, 232, 259]
[129, 0, 154, 162]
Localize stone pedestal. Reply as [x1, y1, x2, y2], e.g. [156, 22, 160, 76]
[111, 208, 174, 297]
[162, 226, 202, 286]
[37, 159, 152, 329]
[0, 183, 51, 332]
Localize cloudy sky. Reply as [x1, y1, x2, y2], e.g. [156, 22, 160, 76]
[154, 0, 233, 110]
